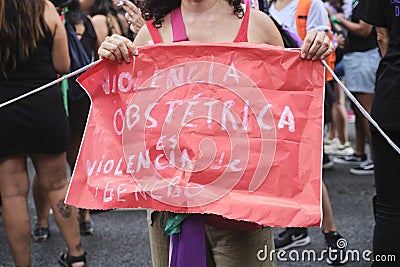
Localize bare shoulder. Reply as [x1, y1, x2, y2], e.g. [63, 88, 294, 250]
[133, 23, 153, 47]
[91, 14, 108, 27]
[134, 15, 173, 47]
[43, 0, 60, 33]
[248, 8, 284, 47]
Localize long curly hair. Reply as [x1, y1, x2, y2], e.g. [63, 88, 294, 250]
[141, 0, 243, 28]
[0, 0, 45, 75]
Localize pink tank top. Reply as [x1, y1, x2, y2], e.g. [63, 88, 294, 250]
[146, 5, 250, 43]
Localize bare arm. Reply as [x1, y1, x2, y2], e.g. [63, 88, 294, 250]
[92, 15, 110, 54]
[248, 9, 284, 47]
[376, 26, 389, 57]
[44, 0, 70, 73]
[334, 13, 373, 38]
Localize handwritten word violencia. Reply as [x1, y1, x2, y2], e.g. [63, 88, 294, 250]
[100, 62, 243, 95]
[86, 150, 241, 177]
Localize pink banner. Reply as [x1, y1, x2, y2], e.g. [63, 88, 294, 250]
[66, 42, 325, 227]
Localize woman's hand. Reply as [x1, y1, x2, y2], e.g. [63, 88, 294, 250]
[121, 0, 146, 34]
[98, 34, 138, 63]
[301, 30, 334, 61]
[334, 13, 345, 24]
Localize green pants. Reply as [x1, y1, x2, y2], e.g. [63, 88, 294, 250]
[147, 210, 276, 267]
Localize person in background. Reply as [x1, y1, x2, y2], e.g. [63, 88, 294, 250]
[112, 0, 134, 38]
[99, 0, 333, 266]
[331, 0, 380, 176]
[0, 1, 86, 266]
[324, 0, 352, 19]
[323, 0, 354, 158]
[80, 0, 124, 55]
[357, 0, 400, 264]
[32, 0, 98, 241]
[121, 0, 145, 36]
[268, 1, 347, 265]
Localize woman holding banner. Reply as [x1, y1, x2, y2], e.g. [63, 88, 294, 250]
[0, 1, 86, 266]
[98, 0, 333, 266]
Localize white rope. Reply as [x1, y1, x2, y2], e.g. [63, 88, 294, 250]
[1, 57, 398, 154]
[321, 59, 400, 155]
[0, 60, 101, 109]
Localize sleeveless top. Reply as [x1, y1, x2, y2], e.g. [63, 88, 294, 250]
[0, 21, 57, 97]
[146, 5, 250, 43]
[0, 20, 69, 157]
[78, 16, 97, 61]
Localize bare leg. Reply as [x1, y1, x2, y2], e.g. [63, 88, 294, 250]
[32, 174, 51, 228]
[67, 96, 92, 229]
[0, 156, 31, 267]
[332, 83, 348, 145]
[352, 93, 374, 155]
[79, 208, 91, 221]
[351, 97, 367, 156]
[67, 135, 92, 226]
[30, 153, 85, 265]
[355, 93, 374, 160]
[322, 182, 337, 233]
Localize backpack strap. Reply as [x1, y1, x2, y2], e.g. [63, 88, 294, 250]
[296, 0, 336, 82]
[295, 0, 312, 40]
[171, 7, 189, 42]
[146, 20, 163, 44]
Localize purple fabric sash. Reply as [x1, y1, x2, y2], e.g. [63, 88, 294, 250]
[169, 215, 207, 267]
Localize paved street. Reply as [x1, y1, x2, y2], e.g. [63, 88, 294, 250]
[0, 122, 378, 266]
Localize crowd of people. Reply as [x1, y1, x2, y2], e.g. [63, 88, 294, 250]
[0, 0, 399, 266]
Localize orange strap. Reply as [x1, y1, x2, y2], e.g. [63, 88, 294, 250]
[295, 0, 312, 40]
[296, 0, 335, 81]
[325, 20, 336, 81]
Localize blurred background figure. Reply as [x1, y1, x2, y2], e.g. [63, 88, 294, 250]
[0, 1, 86, 266]
[332, 0, 380, 176]
[32, 0, 98, 241]
[80, 0, 124, 55]
[267, 0, 347, 265]
[112, 0, 134, 38]
[323, 0, 354, 159]
[120, 0, 146, 37]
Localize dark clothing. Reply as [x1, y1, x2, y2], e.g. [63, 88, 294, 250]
[372, 131, 400, 197]
[358, 0, 400, 130]
[358, 0, 400, 51]
[372, 131, 400, 266]
[345, 0, 378, 53]
[358, 1, 400, 265]
[0, 22, 69, 158]
[76, 16, 97, 62]
[67, 16, 96, 167]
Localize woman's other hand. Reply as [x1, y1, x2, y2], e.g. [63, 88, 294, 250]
[98, 34, 138, 63]
[122, 0, 146, 34]
[301, 30, 334, 60]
